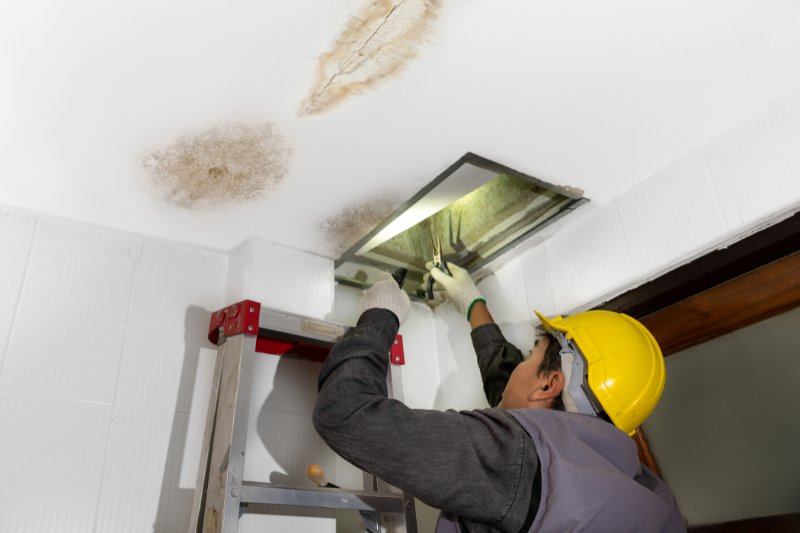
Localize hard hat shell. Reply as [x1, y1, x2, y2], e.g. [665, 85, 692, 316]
[534, 310, 665, 436]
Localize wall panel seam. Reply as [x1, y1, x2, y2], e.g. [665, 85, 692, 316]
[699, 149, 730, 231]
[90, 236, 143, 533]
[0, 390, 112, 407]
[614, 204, 635, 278]
[0, 217, 40, 382]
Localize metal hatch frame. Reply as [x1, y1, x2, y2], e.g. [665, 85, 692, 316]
[334, 152, 588, 292]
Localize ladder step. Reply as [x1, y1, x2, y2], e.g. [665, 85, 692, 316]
[240, 482, 405, 513]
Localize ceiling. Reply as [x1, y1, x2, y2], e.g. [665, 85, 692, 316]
[2, 0, 800, 259]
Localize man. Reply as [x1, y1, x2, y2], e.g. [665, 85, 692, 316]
[313, 263, 685, 532]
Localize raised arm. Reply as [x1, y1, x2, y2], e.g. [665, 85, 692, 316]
[312, 275, 539, 532]
[428, 267, 526, 407]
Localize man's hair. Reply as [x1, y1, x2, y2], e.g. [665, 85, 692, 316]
[536, 331, 565, 411]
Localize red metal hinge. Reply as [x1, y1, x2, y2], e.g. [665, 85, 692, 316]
[208, 300, 261, 345]
[390, 334, 405, 365]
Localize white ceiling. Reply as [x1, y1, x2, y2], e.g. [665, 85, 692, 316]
[2, 0, 800, 258]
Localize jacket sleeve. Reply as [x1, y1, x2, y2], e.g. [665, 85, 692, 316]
[313, 309, 539, 533]
[471, 324, 526, 407]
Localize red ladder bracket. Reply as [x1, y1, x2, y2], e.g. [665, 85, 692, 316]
[208, 300, 260, 345]
[390, 334, 405, 365]
[208, 299, 405, 365]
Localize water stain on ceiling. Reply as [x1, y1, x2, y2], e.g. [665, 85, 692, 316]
[142, 121, 291, 209]
[321, 197, 400, 256]
[299, 0, 441, 116]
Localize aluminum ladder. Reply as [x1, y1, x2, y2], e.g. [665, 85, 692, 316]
[188, 299, 417, 533]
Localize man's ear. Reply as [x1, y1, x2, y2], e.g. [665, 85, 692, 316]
[529, 370, 566, 404]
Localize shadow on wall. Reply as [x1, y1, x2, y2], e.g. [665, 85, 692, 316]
[252, 354, 364, 532]
[255, 354, 332, 486]
[154, 305, 211, 532]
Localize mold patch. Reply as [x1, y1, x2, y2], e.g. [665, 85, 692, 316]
[321, 197, 399, 256]
[142, 122, 291, 209]
[299, 0, 441, 116]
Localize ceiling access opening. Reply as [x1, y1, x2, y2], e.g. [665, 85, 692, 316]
[334, 153, 588, 300]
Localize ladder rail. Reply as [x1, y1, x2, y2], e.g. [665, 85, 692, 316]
[189, 301, 417, 533]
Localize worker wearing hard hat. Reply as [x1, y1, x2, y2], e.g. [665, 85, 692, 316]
[313, 264, 685, 532]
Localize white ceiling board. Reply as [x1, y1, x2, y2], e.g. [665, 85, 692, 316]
[2, 0, 800, 256]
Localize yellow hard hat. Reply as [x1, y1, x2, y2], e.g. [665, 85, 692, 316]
[534, 310, 665, 436]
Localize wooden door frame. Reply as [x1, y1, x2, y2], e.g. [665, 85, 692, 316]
[598, 210, 800, 532]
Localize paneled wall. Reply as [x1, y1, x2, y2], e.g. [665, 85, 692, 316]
[0, 207, 227, 532]
[0, 208, 442, 531]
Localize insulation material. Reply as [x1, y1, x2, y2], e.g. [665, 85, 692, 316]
[336, 161, 583, 299]
[363, 174, 573, 277]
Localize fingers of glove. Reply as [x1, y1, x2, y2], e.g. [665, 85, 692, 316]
[359, 272, 410, 324]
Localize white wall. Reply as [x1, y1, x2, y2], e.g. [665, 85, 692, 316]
[0, 206, 227, 533]
[0, 208, 443, 532]
[643, 306, 800, 526]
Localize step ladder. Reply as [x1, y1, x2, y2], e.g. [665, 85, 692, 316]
[188, 299, 418, 533]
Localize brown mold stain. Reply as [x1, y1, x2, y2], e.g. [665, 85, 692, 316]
[321, 197, 399, 256]
[299, 0, 441, 116]
[142, 122, 291, 209]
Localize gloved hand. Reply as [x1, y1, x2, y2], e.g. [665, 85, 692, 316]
[359, 272, 411, 325]
[425, 262, 483, 318]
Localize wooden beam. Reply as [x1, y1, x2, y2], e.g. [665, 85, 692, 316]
[640, 251, 800, 356]
[632, 427, 661, 477]
[600, 211, 800, 318]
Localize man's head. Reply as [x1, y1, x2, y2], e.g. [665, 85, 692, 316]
[530, 310, 666, 435]
[498, 332, 565, 410]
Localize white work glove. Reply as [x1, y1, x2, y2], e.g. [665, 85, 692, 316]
[359, 273, 411, 325]
[425, 262, 483, 318]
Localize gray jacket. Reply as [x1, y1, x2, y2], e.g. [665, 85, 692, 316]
[314, 309, 684, 532]
[436, 409, 685, 532]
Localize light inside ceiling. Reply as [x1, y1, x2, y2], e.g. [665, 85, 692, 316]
[335, 153, 587, 299]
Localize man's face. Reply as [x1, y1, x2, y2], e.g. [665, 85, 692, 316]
[498, 337, 555, 410]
